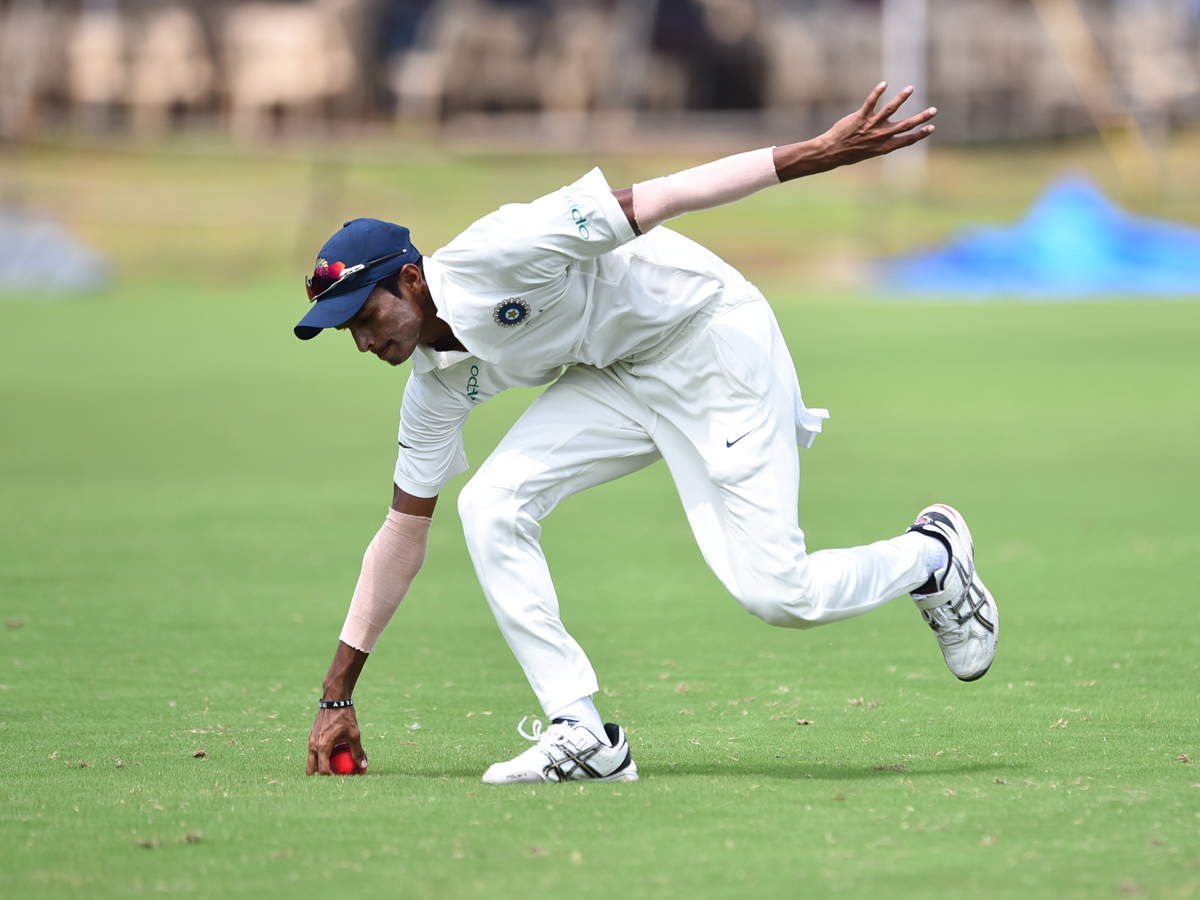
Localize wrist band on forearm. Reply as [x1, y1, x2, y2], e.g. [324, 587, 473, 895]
[318, 698, 354, 709]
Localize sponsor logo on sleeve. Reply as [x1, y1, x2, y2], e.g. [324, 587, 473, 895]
[493, 297, 530, 327]
[564, 194, 590, 239]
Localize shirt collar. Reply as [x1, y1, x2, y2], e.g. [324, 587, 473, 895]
[411, 256, 475, 372]
[422, 255, 445, 314]
[412, 343, 474, 373]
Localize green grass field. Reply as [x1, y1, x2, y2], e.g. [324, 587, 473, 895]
[1, 137, 1199, 898]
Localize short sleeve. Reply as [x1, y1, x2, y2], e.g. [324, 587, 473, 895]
[393, 369, 472, 498]
[434, 167, 637, 290]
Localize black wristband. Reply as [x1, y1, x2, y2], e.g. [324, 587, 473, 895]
[318, 698, 354, 710]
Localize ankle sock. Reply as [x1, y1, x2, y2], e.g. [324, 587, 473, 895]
[548, 696, 609, 745]
[913, 533, 950, 596]
[922, 534, 949, 578]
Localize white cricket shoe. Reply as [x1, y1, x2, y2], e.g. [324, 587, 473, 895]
[906, 504, 999, 682]
[481, 718, 639, 785]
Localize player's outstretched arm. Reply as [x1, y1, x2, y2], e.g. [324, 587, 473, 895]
[306, 485, 438, 775]
[613, 83, 935, 234]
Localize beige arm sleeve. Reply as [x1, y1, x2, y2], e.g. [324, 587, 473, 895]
[631, 147, 780, 233]
[338, 509, 431, 654]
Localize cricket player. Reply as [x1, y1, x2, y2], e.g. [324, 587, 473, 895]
[299, 85, 997, 783]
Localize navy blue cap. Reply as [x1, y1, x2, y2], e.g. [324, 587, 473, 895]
[294, 218, 421, 340]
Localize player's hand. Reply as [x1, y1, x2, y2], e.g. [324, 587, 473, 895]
[824, 82, 936, 163]
[775, 83, 937, 180]
[306, 705, 368, 775]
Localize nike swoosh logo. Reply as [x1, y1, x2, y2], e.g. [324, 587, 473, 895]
[726, 431, 751, 448]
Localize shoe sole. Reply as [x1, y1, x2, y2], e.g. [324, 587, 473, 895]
[481, 758, 638, 785]
[600, 760, 638, 782]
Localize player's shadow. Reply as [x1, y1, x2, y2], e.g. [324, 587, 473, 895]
[361, 764, 522, 780]
[657, 759, 1016, 781]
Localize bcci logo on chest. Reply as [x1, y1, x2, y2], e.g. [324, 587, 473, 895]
[493, 297, 530, 327]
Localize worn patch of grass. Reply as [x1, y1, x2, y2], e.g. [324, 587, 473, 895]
[1, 277, 1198, 897]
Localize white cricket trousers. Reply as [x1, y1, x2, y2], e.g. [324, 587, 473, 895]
[458, 290, 931, 716]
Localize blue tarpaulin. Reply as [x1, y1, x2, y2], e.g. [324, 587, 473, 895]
[881, 178, 1200, 297]
[0, 210, 107, 295]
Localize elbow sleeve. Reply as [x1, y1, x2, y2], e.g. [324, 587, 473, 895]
[631, 147, 779, 232]
[338, 509, 431, 653]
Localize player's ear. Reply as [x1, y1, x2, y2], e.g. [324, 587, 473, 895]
[398, 262, 424, 294]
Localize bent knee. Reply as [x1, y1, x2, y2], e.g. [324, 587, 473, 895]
[456, 475, 486, 524]
[458, 476, 531, 552]
[459, 479, 508, 540]
[737, 586, 822, 629]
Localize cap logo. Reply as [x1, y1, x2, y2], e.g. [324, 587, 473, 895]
[493, 298, 530, 327]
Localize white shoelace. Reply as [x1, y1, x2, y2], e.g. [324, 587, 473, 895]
[517, 716, 546, 742]
[923, 605, 969, 643]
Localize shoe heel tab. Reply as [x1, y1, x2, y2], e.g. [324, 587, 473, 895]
[603, 722, 622, 746]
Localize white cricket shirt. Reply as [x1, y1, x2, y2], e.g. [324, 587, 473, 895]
[393, 167, 805, 498]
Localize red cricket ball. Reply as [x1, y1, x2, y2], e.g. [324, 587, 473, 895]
[330, 743, 358, 775]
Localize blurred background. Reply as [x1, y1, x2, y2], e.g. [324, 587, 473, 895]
[3, 0, 1199, 141]
[1, 0, 1199, 292]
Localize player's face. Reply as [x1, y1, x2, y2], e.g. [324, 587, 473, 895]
[340, 284, 423, 366]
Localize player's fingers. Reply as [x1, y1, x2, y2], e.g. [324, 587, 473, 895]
[316, 744, 334, 776]
[872, 86, 914, 125]
[349, 737, 369, 773]
[888, 107, 937, 135]
[860, 82, 887, 115]
[889, 125, 935, 150]
[307, 746, 318, 775]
